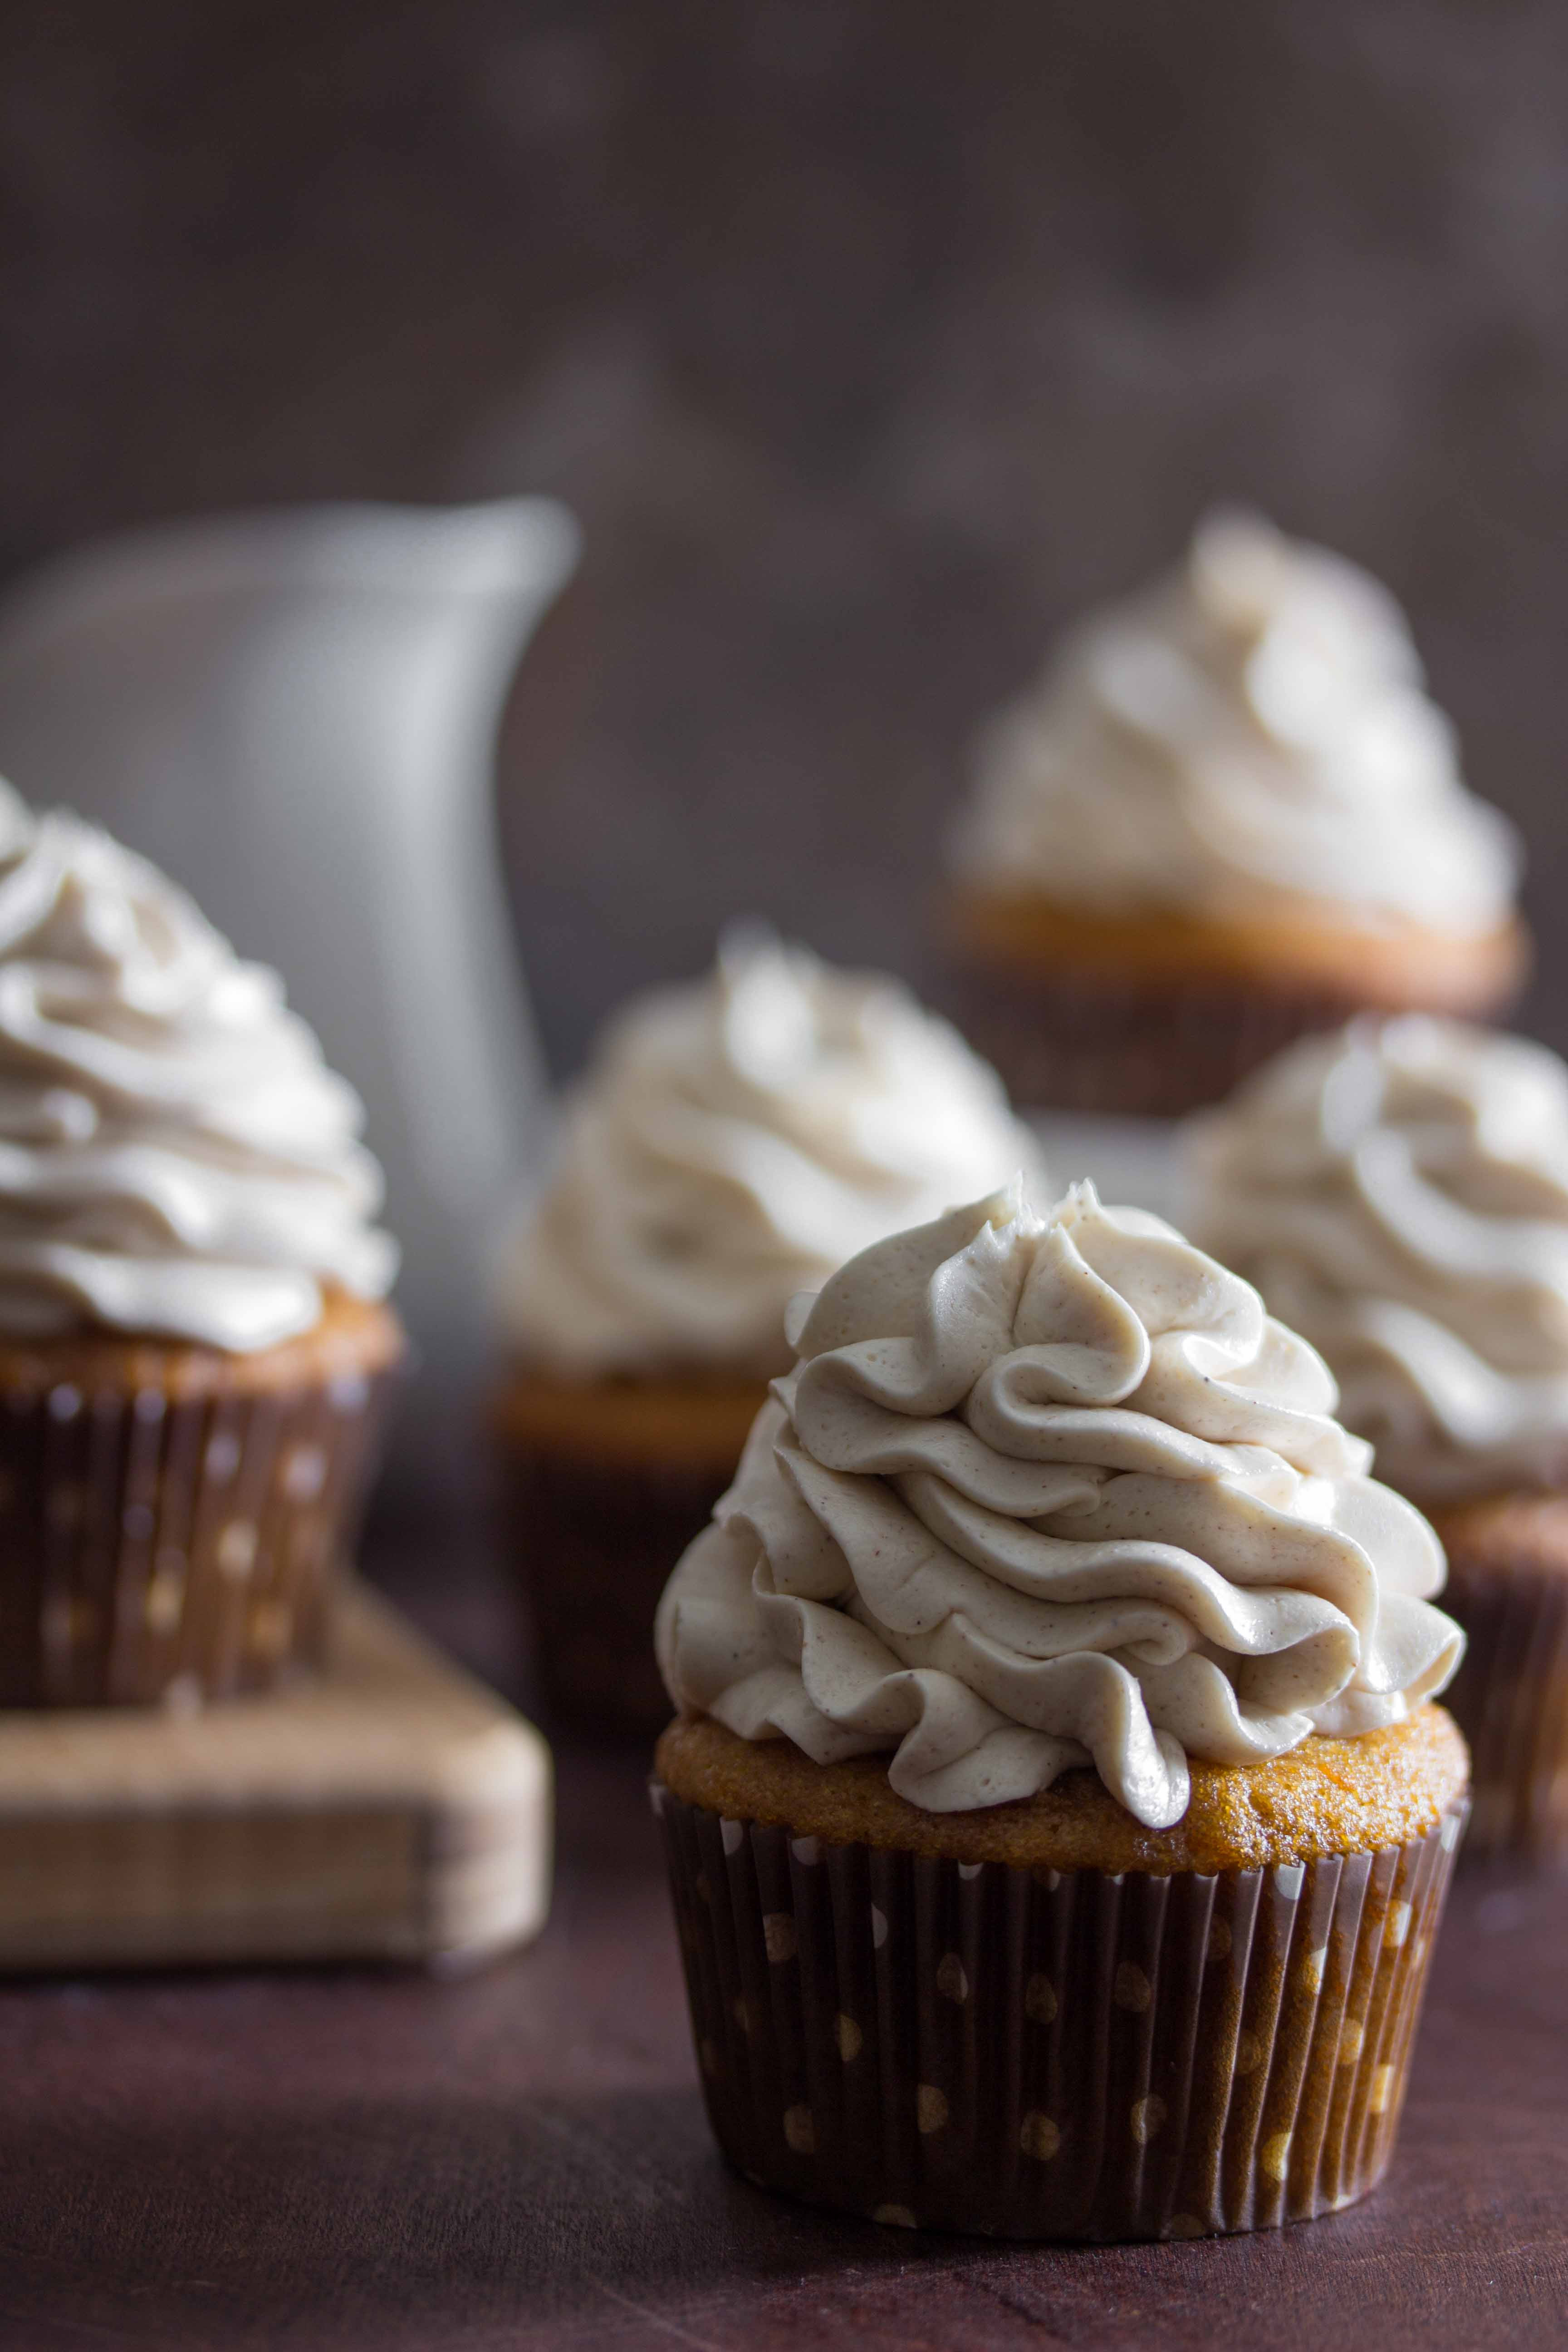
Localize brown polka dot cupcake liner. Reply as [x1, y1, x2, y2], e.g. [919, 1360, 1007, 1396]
[0, 1363, 399, 1708]
[947, 962, 1397, 1117]
[1437, 1538, 1568, 1863]
[504, 1450, 736, 1738]
[653, 1781, 1466, 2242]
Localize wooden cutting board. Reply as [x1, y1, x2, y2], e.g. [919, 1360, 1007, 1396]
[0, 1582, 552, 1972]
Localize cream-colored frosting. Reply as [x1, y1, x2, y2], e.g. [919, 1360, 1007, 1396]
[656, 1182, 1458, 1825]
[955, 509, 1519, 939]
[0, 781, 397, 1351]
[500, 929, 1042, 1378]
[1188, 1017, 1568, 1503]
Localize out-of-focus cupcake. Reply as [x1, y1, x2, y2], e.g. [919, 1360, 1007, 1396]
[494, 927, 1041, 1736]
[947, 511, 1526, 1116]
[1187, 1015, 1568, 1859]
[653, 1183, 1467, 2239]
[0, 783, 403, 1707]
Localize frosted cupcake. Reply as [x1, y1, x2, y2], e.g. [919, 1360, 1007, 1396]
[653, 1182, 1467, 2239]
[0, 784, 402, 1706]
[947, 511, 1525, 1115]
[1189, 1016, 1568, 1858]
[495, 928, 1040, 1735]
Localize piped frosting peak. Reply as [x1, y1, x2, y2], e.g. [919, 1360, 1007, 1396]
[0, 782, 396, 1351]
[657, 1181, 1459, 1824]
[1189, 1016, 1568, 1501]
[500, 927, 1041, 1378]
[955, 509, 1519, 939]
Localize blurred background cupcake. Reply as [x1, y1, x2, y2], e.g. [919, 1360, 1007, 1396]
[946, 511, 1527, 1120]
[654, 1183, 1467, 2239]
[1187, 1016, 1568, 1860]
[0, 780, 404, 1707]
[494, 924, 1041, 1737]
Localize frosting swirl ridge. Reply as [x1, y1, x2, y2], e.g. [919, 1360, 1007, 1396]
[954, 510, 1519, 938]
[0, 783, 397, 1350]
[500, 929, 1040, 1377]
[656, 1183, 1459, 1824]
[1188, 1017, 1568, 1501]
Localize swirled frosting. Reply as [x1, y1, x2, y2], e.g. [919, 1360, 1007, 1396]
[656, 1182, 1459, 1824]
[500, 929, 1042, 1378]
[0, 780, 397, 1351]
[1188, 1018, 1568, 1503]
[954, 510, 1519, 938]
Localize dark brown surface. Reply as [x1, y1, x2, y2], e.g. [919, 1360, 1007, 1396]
[0, 1543, 1561, 2349]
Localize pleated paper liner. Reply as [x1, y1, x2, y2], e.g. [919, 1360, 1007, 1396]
[503, 1447, 739, 1737]
[655, 1784, 1467, 2242]
[0, 1360, 400, 1707]
[948, 958, 1385, 1119]
[1438, 1524, 1568, 1863]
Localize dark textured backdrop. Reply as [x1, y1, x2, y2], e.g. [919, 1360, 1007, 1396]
[3, 0, 1567, 1076]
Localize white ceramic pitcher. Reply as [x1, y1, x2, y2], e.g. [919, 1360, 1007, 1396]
[0, 496, 578, 1480]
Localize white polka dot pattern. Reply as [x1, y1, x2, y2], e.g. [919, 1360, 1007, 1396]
[655, 1787, 1467, 2239]
[916, 2086, 949, 2135]
[935, 1954, 968, 2004]
[763, 1914, 797, 1965]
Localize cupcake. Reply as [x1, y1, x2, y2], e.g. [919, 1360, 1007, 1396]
[495, 927, 1040, 1736]
[1188, 1015, 1568, 1860]
[946, 510, 1526, 1116]
[653, 1182, 1467, 2239]
[0, 783, 403, 1707]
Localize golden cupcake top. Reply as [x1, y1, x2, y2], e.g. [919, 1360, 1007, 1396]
[657, 1181, 1461, 1828]
[656, 1705, 1469, 1874]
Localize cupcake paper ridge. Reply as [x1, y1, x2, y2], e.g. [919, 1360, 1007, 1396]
[657, 1181, 1462, 1829]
